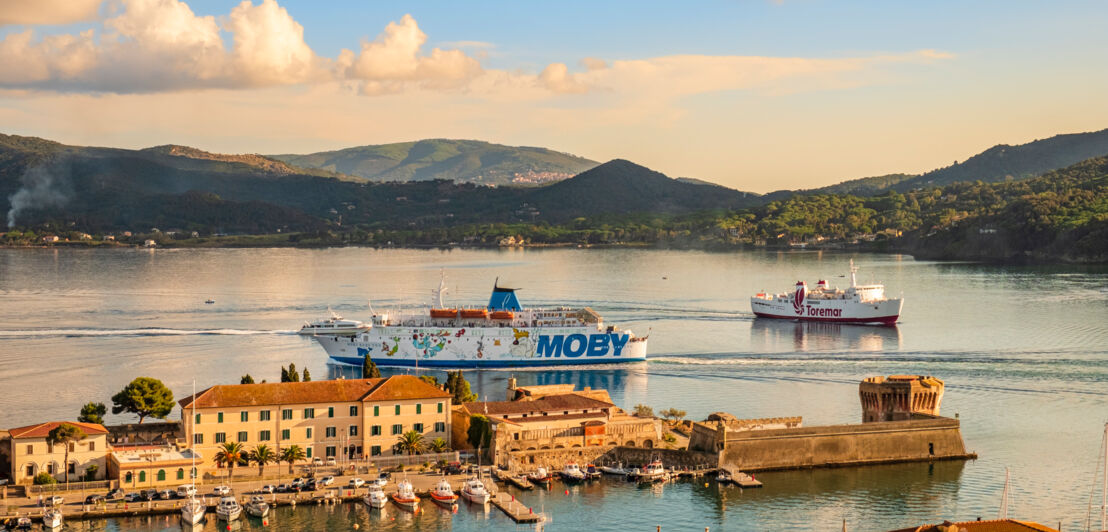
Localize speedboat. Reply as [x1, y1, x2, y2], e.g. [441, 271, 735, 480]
[585, 464, 602, 480]
[599, 463, 631, 476]
[560, 462, 586, 482]
[527, 466, 552, 483]
[364, 485, 388, 509]
[181, 496, 206, 525]
[299, 309, 370, 336]
[42, 509, 62, 529]
[216, 496, 242, 521]
[716, 469, 732, 484]
[244, 495, 270, 518]
[15, 517, 32, 530]
[429, 478, 458, 507]
[460, 477, 490, 504]
[391, 479, 420, 512]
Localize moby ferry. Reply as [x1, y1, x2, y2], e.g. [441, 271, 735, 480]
[314, 277, 648, 368]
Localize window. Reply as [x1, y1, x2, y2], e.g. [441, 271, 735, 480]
[306, 427, 313, 439]
[139, 471, 146, 482]
[68, 442, 75, 452]
[394, 404, 400, 415]
[25, 444, 32, 455]
[68, 462, 75, 474]
[259, 430, 271, 441]
[25, 464, 33, 477]
[325, 427, 336, 438]
[89, 442, 95, 451]
[328, 407, 334, 418]
[349, 425, 358, 436]
[193, 434, 204, 445]
[437, 402, 443, 414]
[371, 425, 381, 436]
[306, 447, 312, 458]
[304, 408, 315, 419]
[215, 433, 226, 443]
[282, 409, 292, 420]
[325, 446, 336, 457]
[195, 413, 201, 424]
[416, 404, 422, 415]
[260, 410, 271, 421]
[281, 429, 290, 441]
[177, 468, 184, 480]
[371, 446, 381, 456]
[349, 406, 358, 416]
[391, 424, 403, 435]
[217, 412, 224, 423]
[157, 470, 166, 481]
[373, 406, 379, 417]
[125, 472, 132, 483]
[47, 463, 55, 474]
[240, 411, 248, 422]
[434, 422, 445, 433]
[413, 423, 424, 433]
[237, 431, 248, 443]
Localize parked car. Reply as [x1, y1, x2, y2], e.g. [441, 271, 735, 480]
[123, 493, 142, 502]
[140, 489, 158, 501]
[303, 480, 317, 492]
[107, 488, 125, 500]
[84, 494, 104, 505]
[319, 476, 335, 486]
[444, 462, 463, 475]
[212, 485, 231, 496]
[157, 490, 174, 500]
[312, 457, 323, 466]
[348, 478, 365, 488]
[259, 485, 276, 494]
[176, 484, 196, 498]
[276, 484, 290, 493]
[325, 457, 337, 466]
[45, 495, 64, 506]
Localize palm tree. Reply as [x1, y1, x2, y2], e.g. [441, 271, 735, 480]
[429, 437, 450, 454]
[249, 444, 275, 476]
[395, 430, 426, 456]
[213, 442, 245, 478]
[280, 445, 306, 474]
[47, 423, 87, 485]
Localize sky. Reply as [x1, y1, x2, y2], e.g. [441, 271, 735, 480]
[0, 0, 1106, 192]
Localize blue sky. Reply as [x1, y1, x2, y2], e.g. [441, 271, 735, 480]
[0, 0, 1106, 191]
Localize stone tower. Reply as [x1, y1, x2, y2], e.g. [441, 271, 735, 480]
[859, 375, 944, 423]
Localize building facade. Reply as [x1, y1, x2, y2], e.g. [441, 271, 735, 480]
[1, 421, 109, 484]
[179, 376, 452, 475]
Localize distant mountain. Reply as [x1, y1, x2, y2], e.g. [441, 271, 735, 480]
[269, 139, 598, 186]
[815, 128, 1108, 195]
[525, 159, 760, 220]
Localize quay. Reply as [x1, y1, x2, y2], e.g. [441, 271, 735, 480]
[489, 492, 543, 523]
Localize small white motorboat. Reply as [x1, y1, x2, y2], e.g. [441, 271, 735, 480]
[15, 516, 33, 529]
[180, 496, 205, 525]
[460, 477, 491, 505]
[560, 462, 586, 482]
[391, 479, 420, 512]
[42, 508, 63, 529]
[299, 309, 370, 336]
[599, 463, 631, 475]
[429, 478, 458, 508]
[637, 459, 668, 483]
[526, 466, 552, 483]
[716, 469, 732, 484]
[215, 496, 242, 521]
[244, 495, 270, 518]
[364, 485, 388, 509]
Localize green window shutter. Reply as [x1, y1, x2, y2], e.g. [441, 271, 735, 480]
[416, 404, 422, 415]
[217, 412, 223, 423]
[394, 405, 400, 415]
[374, 406, 379, 417]
[437, 402, 443, 413]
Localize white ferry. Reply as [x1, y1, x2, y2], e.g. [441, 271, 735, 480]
[750, 260, 902, 325]
[299, 309, 370, 336]
[315, 276, 648, 368]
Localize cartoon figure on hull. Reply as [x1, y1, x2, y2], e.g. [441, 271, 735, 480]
[315, 273, 648, 368]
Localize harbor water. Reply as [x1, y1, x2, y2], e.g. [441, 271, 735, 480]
[1, 247, 1107, 530]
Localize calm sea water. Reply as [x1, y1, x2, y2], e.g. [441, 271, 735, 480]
[1, 247, 1107, 531]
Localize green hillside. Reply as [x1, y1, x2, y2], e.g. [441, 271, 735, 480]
[270, 139, 598, 185]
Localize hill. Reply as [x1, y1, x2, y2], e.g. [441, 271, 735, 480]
[269, 139, 598, 186]
[815, 128, 1108, 195]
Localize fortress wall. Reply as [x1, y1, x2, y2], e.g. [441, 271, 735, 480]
[719, 417, 972, 472]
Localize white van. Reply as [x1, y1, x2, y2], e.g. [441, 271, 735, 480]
[176, 484, 197, 498]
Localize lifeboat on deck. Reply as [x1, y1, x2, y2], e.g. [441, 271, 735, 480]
[460, 308, 489, 319]
[430, 308, 458, 318]
[490, 310, 515, 320]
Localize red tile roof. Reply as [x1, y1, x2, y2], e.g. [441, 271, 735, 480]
[179, 375, 450, 409]
[8, 421, 108, 439]
[889, 519, 1059, 532]
[465, 393, 613, 417]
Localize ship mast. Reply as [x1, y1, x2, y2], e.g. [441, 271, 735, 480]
[999, 467, 1010, 519]
[1102, 422, 1107, 530]
[435, 270, 448, 308]
[849, 259, 858, 288]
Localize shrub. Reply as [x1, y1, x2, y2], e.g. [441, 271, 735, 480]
[33, 472, 56, 485]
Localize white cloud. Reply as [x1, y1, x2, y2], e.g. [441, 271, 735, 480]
[0, 0, 102, 26]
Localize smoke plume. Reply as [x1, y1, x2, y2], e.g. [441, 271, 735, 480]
[6, 157, 73, 228]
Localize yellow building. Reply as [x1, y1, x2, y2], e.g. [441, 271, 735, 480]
[179, 375, 452, 475]
[1, 421, 109, 484]
[108, 445, 200, 489]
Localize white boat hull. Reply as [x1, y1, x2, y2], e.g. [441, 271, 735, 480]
[461, 490, 490, 504]
[751, 296, 902, 325]
[317, 326, 647, 368]
[181, 501, 205, 525]
[216, 508, 241, 521]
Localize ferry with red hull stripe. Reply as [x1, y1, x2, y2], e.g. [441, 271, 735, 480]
[750, 260, 902, 325]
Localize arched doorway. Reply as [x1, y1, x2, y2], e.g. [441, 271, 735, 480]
[643, 440, 653, 449]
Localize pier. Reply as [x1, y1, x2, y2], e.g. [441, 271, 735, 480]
[489, 492, 543, 523]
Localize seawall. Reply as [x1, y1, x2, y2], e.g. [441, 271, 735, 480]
[718, 416, 975, 472]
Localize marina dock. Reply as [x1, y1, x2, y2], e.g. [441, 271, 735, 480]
[490, 492, 543, 523]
